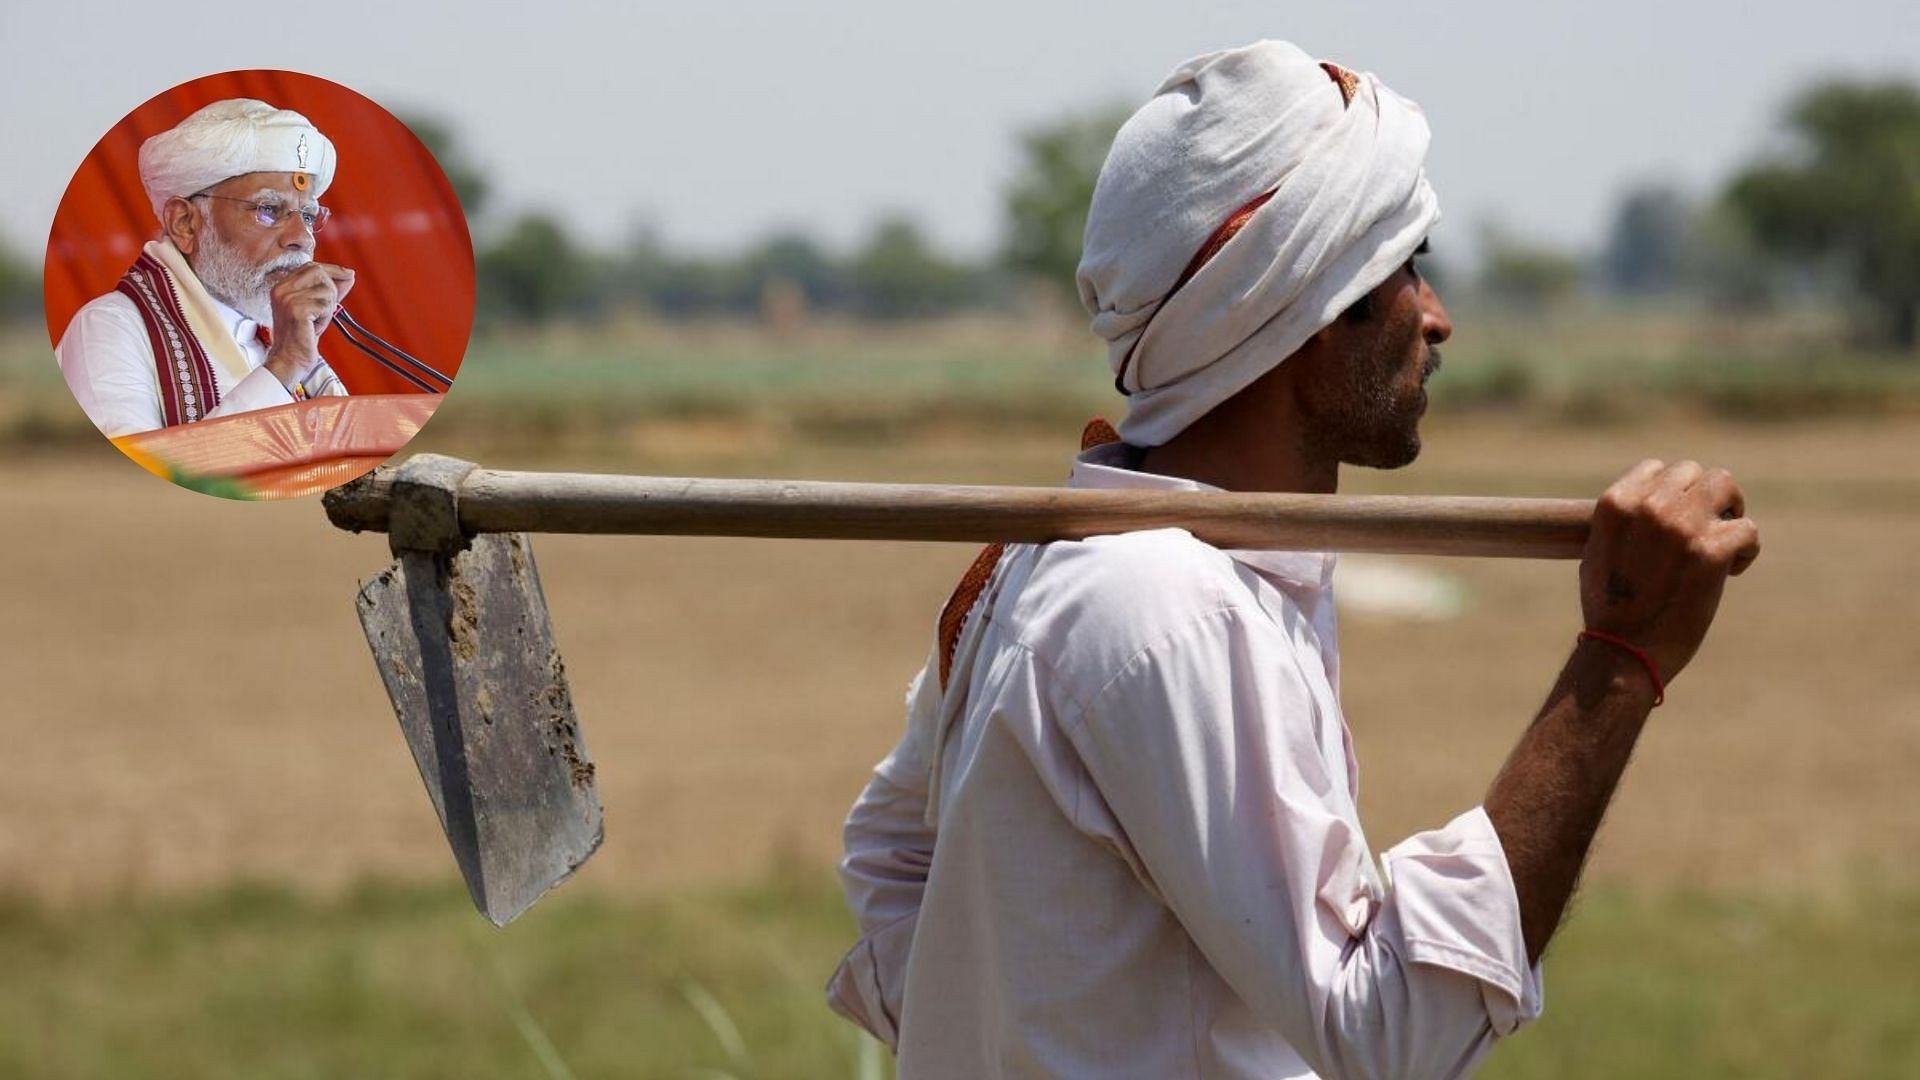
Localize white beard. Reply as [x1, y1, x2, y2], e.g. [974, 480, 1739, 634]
[191, 218, 312, 328]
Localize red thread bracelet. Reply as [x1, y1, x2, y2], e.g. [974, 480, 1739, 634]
[1577, 629, 1665, 706]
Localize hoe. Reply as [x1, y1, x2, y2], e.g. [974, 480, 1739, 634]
[324, 453, 1591, 925]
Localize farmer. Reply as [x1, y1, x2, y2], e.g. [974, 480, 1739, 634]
[830, 40, 1761, 1078]
[55, 99, 353, 438]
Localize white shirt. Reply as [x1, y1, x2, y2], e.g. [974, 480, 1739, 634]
[56, 290, 311, 438]
[834, 444, 1544, 1079]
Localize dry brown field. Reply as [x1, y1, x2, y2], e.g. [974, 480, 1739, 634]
[1, 412, 1915, 905]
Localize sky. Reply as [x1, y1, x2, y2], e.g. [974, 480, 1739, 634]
[3, 1, 1916, 266]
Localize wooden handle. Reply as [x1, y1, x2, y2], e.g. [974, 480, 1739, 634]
[326, 459, 1593, 559]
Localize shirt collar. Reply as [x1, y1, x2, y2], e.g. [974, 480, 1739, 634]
[203, 292, 261, 348]
[1066, 443, 1337, 593]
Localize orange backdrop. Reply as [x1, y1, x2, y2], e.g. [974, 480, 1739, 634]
[43, 69, 474, 396]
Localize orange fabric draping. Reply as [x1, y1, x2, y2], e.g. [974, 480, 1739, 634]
[232, 457, 399, 501]
[114, 393, 440, 499]
[44, 70, 474, 397]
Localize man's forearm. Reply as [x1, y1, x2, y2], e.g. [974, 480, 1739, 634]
[1483, 639, 1659, 964]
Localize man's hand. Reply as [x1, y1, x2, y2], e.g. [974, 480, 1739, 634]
[1486, 458, 1762, 963]
[263, 262, 356, 384]
[1579, 459, 1762, 684]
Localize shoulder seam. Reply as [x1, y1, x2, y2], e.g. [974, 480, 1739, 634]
[1055, 602, 1248, 736]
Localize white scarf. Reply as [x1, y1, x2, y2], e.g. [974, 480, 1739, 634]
[145, 238, 255, 384]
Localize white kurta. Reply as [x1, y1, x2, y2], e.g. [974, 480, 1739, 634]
[835, 444, 1543, 1079]
[56, 289, 341, 439]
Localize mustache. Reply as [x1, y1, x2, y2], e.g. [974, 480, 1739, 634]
[258, 253, 314, 285]
[1421, 348, 1443, 380]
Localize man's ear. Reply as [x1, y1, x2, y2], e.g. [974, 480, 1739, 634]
[159, 196, 202, 256]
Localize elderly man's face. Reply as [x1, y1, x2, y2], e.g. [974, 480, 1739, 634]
[176, 171, 319, 320]
[1295, 250, 1451, 470]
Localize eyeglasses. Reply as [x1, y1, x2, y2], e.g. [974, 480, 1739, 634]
[190, 193, 332, 233]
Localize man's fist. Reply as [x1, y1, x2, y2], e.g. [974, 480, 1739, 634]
[264, 262, 356, 379]
[1579, 459, 1762, 685]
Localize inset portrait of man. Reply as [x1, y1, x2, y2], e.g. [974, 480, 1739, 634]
[45, 71, 473, 499]
[57, 99, 356, 435]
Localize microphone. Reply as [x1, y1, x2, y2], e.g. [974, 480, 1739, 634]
[330, 305, 453, 393]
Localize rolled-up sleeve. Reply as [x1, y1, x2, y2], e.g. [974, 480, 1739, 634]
[1068, 604, 1543, 1080]
[1385, 805, 1544, 1036]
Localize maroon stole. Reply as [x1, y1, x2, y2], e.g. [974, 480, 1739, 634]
[114, 251, 222, 427]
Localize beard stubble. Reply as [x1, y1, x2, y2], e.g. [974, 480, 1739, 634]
[1302, 300, 1433, 471]
[192, 218, 312, 327]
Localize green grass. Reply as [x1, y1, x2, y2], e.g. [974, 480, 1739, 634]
[0, 876, 1914, 1078]
[1484, 887, 1920, 1080]
[455, 334, 1108, 404]
[418, 310, 1920, 459]
[8, 305, 1920, 453]
[0, 875, 884, 1080]
[437, 328, 1117, 447]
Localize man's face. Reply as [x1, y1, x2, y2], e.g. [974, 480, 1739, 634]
[179, 171, 319, 321]
[1295, 248, 1451, 470]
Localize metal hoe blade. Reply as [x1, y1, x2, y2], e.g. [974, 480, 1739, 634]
[352, 456, 602, 925]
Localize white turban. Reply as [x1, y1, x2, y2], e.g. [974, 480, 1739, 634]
[137, 98, 337, 221]
[1076, 40, 1440, 447]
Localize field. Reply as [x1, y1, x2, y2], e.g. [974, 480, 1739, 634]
[3, 312, 1918, 1075]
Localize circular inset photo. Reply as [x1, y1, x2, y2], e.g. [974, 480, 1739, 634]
[44, 70, 474, 499]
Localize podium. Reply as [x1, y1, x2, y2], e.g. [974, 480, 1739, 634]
[114, 394, 443, 499]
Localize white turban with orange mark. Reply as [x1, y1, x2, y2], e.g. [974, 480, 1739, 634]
[1076, 40, 1440, 447]
[138, 98, 337, 221]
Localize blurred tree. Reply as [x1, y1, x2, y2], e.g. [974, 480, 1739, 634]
[476, 213, 595, 322]
[1726, 78, 1920, 350]
[602, 222, 673, 312]
[635, 254, 748, 316]
[0, 236, 40, 323]
[1600, 183, 1696, 296]
[742, 231, 845, 311]
[400, 113, 492, 221]
[603, 221, 997, 321]
[1479, 227, 1584, 312]
[1684, 203, 1792, 311]
[1000, 105, 1130, 302]
[849, 216, 976, 319]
